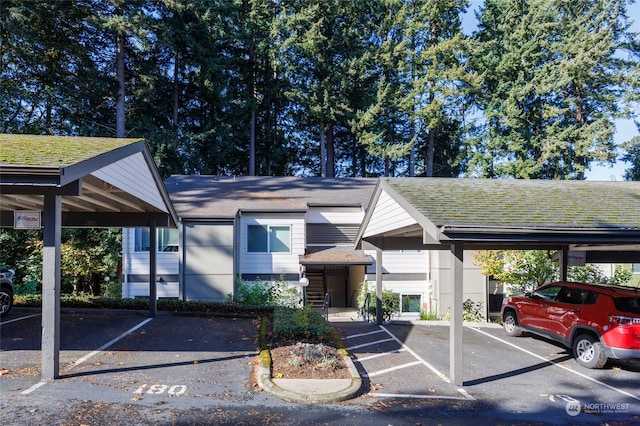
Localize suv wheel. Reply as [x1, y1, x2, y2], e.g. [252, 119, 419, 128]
[573, 334, 607, 369]
[503, 311, 523, 337]
[0, 286, 13, 317]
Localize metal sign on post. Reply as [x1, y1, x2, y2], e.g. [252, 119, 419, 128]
[14, 210, 41, 229]
[567, 250, 587, 266]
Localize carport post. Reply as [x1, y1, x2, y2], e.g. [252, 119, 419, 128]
[149, 220, 157, 317]
[41, 192, 62, 381]
[558, 246, 568, 281]
[450, 243, 464, 387]
[376, 247, 383, 325]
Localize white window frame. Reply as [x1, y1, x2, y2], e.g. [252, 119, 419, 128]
[400, 293, 422, 313]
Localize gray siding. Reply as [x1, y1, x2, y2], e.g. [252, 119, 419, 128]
[306, 224, 359, 245]
[181, 222, 234, 302]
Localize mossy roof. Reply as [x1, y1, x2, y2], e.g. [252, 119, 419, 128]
[383, 178, 640, 230]
[0, 134, 143, 168]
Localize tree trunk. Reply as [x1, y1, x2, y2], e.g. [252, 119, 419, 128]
[116, 31, 126, 138]
[409, 118, 416, 177]
[326, 122, 335, 177]
[320, 122, 326, 177]
[426, 128, 435, 177]
[172, 52, 179, 125]
[249, 42, 256, 176]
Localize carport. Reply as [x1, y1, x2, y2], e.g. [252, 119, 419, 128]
[0, 134, 177, 381]
[357, 177, 640, 386]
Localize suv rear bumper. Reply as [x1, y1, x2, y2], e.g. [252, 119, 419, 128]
[605, 346, 640, 360]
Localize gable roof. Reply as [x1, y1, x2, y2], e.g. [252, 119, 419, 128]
[360, 177, 640, 250]
[166, 176, 378, 219]
[0, 134, 177, 227]
[0, 134, 140, 168]
[387, 178, 640, 229]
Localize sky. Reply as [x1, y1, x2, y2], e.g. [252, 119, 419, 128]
[462, 0, 640, 181]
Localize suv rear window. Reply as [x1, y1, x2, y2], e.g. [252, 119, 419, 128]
[613, 297, 640, 314]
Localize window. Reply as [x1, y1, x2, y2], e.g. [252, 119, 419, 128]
[401, 294, 422, 313]
[632, 264, 640, 274]
[247, 225, 290, 253]
[556, 287, 593, 305]
[134, 228, 178, 252]
[531, 285, 562, 301]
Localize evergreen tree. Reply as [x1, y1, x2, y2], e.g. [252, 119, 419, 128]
[470, 0, 638, 179]
[622, 135, 640, 181]
[0, 0, 112, 135]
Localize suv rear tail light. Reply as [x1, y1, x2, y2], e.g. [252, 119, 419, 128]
[609, 315, 640, 326]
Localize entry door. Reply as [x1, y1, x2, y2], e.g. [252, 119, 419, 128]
[326, 267, 348, 307]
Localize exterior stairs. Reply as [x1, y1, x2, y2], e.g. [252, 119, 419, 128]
[305, 272, 326, 310]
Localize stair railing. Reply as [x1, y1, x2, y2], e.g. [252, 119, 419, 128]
[322, 292, 330, 321]
[362, 292, 371, 323]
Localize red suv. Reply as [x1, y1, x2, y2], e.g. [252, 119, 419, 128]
[500, 281, 640, 369]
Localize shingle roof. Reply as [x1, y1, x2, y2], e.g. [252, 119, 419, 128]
[299, 246, 374, 265]
[384, 178, 640, 230]
[0, 134, 142, 167]
[166, 176, 378, 218]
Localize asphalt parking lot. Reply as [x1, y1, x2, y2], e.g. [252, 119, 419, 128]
[1, 308, 639, 425]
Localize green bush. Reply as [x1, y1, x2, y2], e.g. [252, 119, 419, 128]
[234, 275, 300, 308]
[272, 306, 331, 340]
[13, 294, 272, 318]
[419, 309, 440, 320]
[439, 299, 485, 322]
[357, 282, 400, 322]
[463, 299, 484, 322]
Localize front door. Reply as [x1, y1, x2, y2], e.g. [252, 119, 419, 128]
[326, 266, 348, 307]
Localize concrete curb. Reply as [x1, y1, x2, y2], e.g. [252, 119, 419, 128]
[257, 349, 362, 404]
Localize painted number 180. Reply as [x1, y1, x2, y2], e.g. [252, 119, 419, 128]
[135, 384, 187, 395]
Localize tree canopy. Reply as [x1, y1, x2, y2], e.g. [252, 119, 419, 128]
[2, 0, 636, 178]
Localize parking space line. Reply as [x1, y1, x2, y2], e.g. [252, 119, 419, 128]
[346, 337, 395, 351]
[371, 392, 471, 401]
[1, 313, 41, 325]
[357, 348, 407, 362]
[380, 325, 453, 385]
[371, 325, 474, 401]
[65, 318, 154, 371]
[20, 381, 48, 395]
[364, 360, 423, 378]
[345, 329, 385, 340]
[469, 326, 640, 402]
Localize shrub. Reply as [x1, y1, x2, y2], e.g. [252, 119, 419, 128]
[272, 306, 331, 340]
[439, 299, 485, 322]
[420, 309, 440, 320]
[357, 281, 400, 322]
[234, 275, 300, 308]
[13, 294, 273, 318]
[463, 299, 484, 322]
